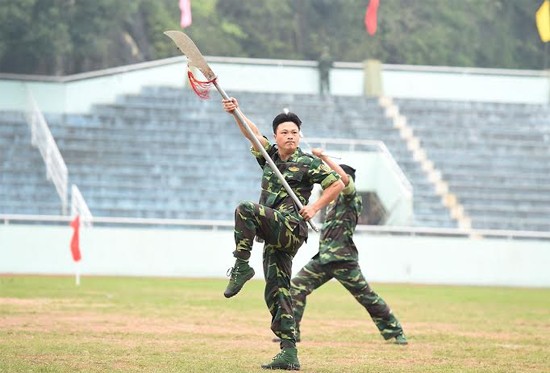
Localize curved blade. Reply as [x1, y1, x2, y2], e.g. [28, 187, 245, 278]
[164, 30, 216, 80]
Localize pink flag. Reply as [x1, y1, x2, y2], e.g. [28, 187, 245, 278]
[179, 0, 192, 29]
[70, 216, 82, 262]
[365, 0, 380, 36]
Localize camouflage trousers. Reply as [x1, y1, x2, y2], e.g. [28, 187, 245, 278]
[234, 201, 306, 349]
[291, 258, 404, 340]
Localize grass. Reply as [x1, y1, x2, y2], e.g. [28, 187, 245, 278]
[0, 276, 549, 372]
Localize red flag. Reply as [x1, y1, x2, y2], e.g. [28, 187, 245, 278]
[179, 0, 192, 29]
[365, 0, 380, 36]
[70, 216, 82, 262]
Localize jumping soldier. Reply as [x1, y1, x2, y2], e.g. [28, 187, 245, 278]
[222, 98, 344, 370]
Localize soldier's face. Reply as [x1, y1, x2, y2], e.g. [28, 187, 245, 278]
[274, 122, 300, 157]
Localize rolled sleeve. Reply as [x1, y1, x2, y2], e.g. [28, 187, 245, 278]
[342, 177, 355, 195]
[320, 172, 340, 190]
[250, 138, 271, 159]
[309, 158, 341, 190]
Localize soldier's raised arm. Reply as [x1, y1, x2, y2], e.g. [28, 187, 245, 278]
[222, 97, 267, 152]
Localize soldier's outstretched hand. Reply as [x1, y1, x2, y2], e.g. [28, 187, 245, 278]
[311, 148, 326, 158]
[299, 205, 319, 221]
[222, 97, 238, 113]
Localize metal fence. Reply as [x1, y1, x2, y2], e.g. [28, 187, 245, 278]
[26, 92, 68, 214]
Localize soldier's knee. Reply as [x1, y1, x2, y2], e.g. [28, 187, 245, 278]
[290, 283, 307, 299]
[235, 201, 256, 216]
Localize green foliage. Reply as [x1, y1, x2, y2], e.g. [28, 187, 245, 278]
[0, 0, 52, 74]
[185, 0, 246, 58]
[67, 0, 140, 73]
[0, 0, 547, 75]
[138, 0, 181, 59]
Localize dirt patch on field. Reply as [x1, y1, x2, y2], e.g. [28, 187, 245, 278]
[1, 297, 263, 340]
[0, 297, 58, 306]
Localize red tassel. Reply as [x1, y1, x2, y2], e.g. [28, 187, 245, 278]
[187, 69, 216, 99]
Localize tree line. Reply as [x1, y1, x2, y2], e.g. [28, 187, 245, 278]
[0, 0, 546, 76]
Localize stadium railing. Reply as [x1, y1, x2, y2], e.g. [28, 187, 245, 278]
[1, 214, 549, 241]
[71, 184, 93, 227]
[25, 92, 68, 215]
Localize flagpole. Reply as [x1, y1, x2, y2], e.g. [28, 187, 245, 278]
[75, 261, 80, 286]
[544, 41, 548, 70]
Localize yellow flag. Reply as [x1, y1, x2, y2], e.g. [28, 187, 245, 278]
[536, 0, 550, 42]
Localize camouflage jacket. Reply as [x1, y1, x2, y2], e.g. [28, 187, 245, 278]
[251, 141, 340, 239]
[318, 177, 363, 264]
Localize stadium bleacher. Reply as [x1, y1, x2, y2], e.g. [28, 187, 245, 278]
[1, 87, 549, 231]
[0, 111, 62, 216]
[395, 98, 550, 232]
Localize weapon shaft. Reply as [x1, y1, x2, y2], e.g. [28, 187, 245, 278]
[299, 130, 341, 160]
[213, 81, 318, 232]
[164, 30, 318, 231]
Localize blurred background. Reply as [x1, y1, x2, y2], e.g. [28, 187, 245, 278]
[0, 0, 549, 286]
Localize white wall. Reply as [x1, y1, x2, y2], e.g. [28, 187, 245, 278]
[1, 225, 548, 287]
[1, 57, 548, 114]
[0, 57, 188, 113]
[331, 151, 413, 226]
[383, 65, 550, 104]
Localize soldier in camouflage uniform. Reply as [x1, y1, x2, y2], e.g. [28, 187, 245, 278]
[289, 148, 408, 345]
[222, 98, 344, 370]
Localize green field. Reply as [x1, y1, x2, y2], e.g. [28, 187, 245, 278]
[1, 276, 548, 372]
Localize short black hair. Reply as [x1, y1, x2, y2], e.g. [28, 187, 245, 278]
[272, 112, 302, 133]
[340, 164, 356, 181]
